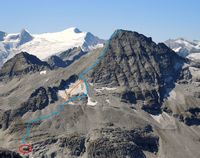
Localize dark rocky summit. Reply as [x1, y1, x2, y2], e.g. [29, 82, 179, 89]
[89, 30, 185, 114]
[17, 29, 33, 46]
[0, 52, 50, 80]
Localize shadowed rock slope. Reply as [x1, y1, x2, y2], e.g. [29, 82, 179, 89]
[89, 29, 185, 114]
[0, 52, 50, 80]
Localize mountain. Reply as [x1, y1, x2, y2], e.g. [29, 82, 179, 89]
[165, 38, 200, 60]
[0, 52, 50, 80]
[58, 47, 88, 66]
[0, 30, 200, 158]
[47, 55, 67, 68]
[89, 30, 185, 114]
[0, 27, 104, 67]
[17, 29, 33, 46]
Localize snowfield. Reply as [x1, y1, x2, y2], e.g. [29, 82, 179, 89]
[0, 27, 104, 67]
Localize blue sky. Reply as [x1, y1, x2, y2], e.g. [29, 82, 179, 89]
[0, 0, 199, 42]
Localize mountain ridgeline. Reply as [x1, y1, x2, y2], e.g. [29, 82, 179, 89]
[0, 52, 50, 80]
[0, 27, 104, 67]
[89, 30, 185, 114]
[0, 47, 88, 80]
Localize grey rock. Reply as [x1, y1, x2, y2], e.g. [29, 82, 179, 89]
[87, 126, 158, 158]
[89, 30, 185, 114]
[59, 134, 86, 156]
[0, 52, 50, 80]
[0, 148, 22, 158]
[59, 47, 88, 66]
[0, 30, 200, 158]
[47, 55, 67, 68]
[17, 29, 33, 46]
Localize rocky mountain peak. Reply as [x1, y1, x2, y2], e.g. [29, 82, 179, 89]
[0, 52, 50, 80]
[17, 29, 33, 46]
[89, 29, 185, 114]
[82, 32, 104, 51]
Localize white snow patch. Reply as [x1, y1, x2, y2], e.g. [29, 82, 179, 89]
[95, 87, 117, 92]
[151, 114, 163, 123]
[89, 83, 94, 86]
[58, 90, 67, 99]
[87, 96, 97, 106]
[40, 70, 46, 75]
[173, 47, 182, 52]
[58, 80, 87, 100]
[106, 99, 110, 104]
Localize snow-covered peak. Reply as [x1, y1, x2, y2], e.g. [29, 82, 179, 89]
[0, 27, 104, 67]
[165, 38, 200, 60]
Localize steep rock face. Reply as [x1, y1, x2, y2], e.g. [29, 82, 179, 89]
[17, 29, 33, 46]
[89, 30, 185, 114]
[0, 52, 50, 80]
[0, 148, 22, 158]
[162, 59, 200, 126]
[59, 47, 88, 66]
[47, 55, 67, 68]
[83, 32, 105, 51]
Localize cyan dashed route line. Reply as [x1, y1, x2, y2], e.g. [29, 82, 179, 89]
[21, 30, 118, 144]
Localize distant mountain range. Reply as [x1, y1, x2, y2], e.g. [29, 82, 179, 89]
[165, 38, 200, 60]
[1, 27, 200, 69]
[0, 27, 104, 67]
